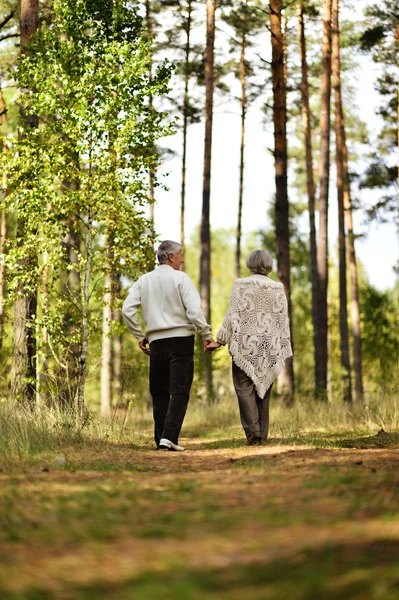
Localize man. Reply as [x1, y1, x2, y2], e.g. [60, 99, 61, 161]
[122, 240, 214, 451]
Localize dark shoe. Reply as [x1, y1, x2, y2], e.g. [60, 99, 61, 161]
[246, 432, 262, 446]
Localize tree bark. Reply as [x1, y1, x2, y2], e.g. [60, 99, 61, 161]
[332, 0, 352, 402]
[75, 217, 93, 416]
[200, 0, 216, 399]
[296, 1, 319, 396]
[0, 88, 8, 348]
[315, 0, 332, 398]
[11, 0, 39, 404]
[145, 0, 156, 259]
[180, 0, 193, 250]
[112, 271, 122, 403]
[235, 21, 246, 280]
[269, 0, 294, 404]
[101, 269, 112, 416]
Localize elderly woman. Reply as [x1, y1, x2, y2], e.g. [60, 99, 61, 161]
[208, 250, 292, 445]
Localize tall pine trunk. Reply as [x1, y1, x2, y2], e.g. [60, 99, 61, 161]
[145, 0, 156, 245]
[332, 0, 352, 402]
[0, 88, 8, 348]
[269, 0, 294, 404]
[315, 0, 332, 398]
[296, 2, 319, 395]
[200, 0, 216, 399]
[180, 0, 193, 249]
[11, 0, 39, 404]
[235, 22, 246, 280]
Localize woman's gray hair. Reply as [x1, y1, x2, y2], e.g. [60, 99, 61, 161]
[246, 249, 273, 276]
[157, 240, 183, 264]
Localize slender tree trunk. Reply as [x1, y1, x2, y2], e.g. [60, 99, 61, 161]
[145, 0, 156, 250]
[236, 26, 246, 280]
[269, 0, 294, 404]
[315, 0, 332, 398]
[297, 2, 319, 395]
[200, 0, 216, 399]
[332, 0, 352, 402]
[112, 271, 122, 402]
[11, 0, 39, 404]
[181, 0, 192, 250]
[37, 243, 49, 406]
[0, 88, 8, 348]
[343, 144, 364, 403]
[101, 269, 112, 416]
[397, 78, 399, 383]
[75, 217, 93, 416]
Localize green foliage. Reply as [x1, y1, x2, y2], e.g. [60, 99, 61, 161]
[360, 0, 399, 221]
[1, 0, 174, 399]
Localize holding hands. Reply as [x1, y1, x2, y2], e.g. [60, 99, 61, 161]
[203, 339, 222, 354]
[140, 337, 222, 356]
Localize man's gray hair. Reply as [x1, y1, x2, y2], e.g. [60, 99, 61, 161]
[157, 240, 183, 264]
[246, 249, 273, 276]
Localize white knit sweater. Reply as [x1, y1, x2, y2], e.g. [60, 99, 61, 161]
[122, 265, 212, 344]
[216, 275, 293, 398]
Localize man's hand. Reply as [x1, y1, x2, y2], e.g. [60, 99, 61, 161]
[139, 338, 150, 356]
[205, 340, 222, 354]
[203, 338, 221, 354]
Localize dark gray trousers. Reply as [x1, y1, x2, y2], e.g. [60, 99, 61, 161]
[232, 361, 273, 442]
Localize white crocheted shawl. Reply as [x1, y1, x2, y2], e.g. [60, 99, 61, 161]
[216, 276, 293, 399]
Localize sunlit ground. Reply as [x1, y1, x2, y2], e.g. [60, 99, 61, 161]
[0, 396, 398, 599]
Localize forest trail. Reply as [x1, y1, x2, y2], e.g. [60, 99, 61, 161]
[1, 435, 399, 599]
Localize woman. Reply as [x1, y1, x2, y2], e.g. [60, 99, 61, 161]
[208, 249, 292, 445]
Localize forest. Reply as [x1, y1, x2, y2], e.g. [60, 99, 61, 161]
[0, 1, 398, 598]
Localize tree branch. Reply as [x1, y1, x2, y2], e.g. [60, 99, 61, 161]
[0, 11, 14, 31]
[0, 33, 18, 43]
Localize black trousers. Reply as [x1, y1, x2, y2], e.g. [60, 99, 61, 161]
[149, 336, 194, 446]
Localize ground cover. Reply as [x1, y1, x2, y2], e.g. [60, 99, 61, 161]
[0, 411, 398, 600]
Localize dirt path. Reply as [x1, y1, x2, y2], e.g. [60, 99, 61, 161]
[1, 438, 399, 599]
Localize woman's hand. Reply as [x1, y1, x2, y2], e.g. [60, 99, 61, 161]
[205, 341, 222, 354]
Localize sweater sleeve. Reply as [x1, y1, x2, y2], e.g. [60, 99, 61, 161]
[216, 283, 237, 345]
[122, 279, 146, 342]
[179, 274, 212, 340]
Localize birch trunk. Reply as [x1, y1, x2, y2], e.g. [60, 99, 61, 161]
[0, 88, 8, 348]
[332, 0, 352, 402]
[315, 0, 332, 398]
[100, 270, 112, 416]
[296, 2, 319, 395]
[75, 218, 93, 416]
[11, 0, 39, 404]
[269, 0, 294, 404]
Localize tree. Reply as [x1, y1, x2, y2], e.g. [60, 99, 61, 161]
[269, 0, 294, 404]
[361, 1, 399, 382]
[296, 0, 319, 396]
[3, 0, 172, 412]
[10, 0, 39, 405]
[200, 0, 216, 397]
[0, 87, 8, 348]
[315, 0, 332, 398]
[332, 0, 352, 402]
[221, 0, 265, 279]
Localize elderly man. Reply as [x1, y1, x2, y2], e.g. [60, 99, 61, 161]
[122, 240, 214, 451]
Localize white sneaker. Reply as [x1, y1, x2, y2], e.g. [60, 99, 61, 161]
[159, 438, 185, 452]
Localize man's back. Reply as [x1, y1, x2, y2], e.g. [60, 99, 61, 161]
[122, 264, 211, 344]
